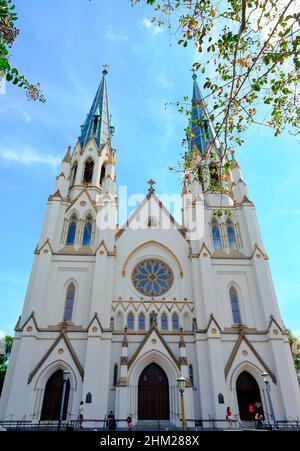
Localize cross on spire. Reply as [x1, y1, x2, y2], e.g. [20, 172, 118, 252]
[147, 179, 156, 194]
[103, 64, 109, 75]
[190, 67, 197, 80]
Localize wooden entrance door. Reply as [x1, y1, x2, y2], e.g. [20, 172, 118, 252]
[138, 363, 169, 420]
[40, 370, 70, 421]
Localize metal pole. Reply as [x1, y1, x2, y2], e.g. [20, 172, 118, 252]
[180, 391, 186, 431]
[265, 382, 277, 429]
[57, 379, 67, 432]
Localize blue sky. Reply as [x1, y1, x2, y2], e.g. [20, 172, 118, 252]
[0, 0, 299, 338]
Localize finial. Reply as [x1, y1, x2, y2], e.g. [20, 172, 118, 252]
[122, 326, 128, 347]
[147, 179, 156, 194]
[179, 327, 186, 348]
[191, 67, 197, 80]
[102, 64, 109, 75]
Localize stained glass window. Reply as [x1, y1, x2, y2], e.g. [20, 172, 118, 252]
[161, 313, 168, 330]
[172, 312, 179, 330]
[138, 312, 145, 330]
[230, 286, 241, 324]
[127, 312, 134, 330]
[132, 259, 174, 297]
[82, 216, 93, 246]
[227, 219, 237, 249]
[66, 215, 77, 245]
[212, 219, 222, 249]
[64, 283, 75, 321]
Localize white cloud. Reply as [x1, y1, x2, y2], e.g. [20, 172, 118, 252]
[0, 330, 5, 339]
[156, 73, 173, 90]
[0, 147, 61, 167]
[140, 18, 164, 36]
[0, 105, 31, 123]
[106, 26, 129, 42]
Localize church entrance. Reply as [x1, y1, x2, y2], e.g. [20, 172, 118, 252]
[138, 363, 169, 420]
[40, 370, 70, 421]
[236, 371, 263, 421]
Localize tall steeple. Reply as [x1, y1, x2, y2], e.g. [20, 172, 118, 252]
[79, 65, 112, 150]
[189, 71, 220, 155]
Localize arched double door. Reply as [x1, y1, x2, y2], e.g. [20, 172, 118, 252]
[236, 371, 263, 420]
[40, 370, 70, 421]
[138, 363, 169, 420]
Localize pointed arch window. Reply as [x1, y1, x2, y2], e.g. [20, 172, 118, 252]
[100, 165, 106, 187]
[66, 215, 77, 245]
[211, 219, 222, 249]
[83, 159, 94, 184]
[113, 363, 118, 387]
[161, 313, 168, 330]
[230, 286, 241, 324]
[127, 312, 134, 330]
[172, 312, 179, 331]
[189, 364, 194, 387]
[82, 215, 93, 246]
[70, 162, 78, 187]
[226, 219, 237, 249]
[138, 312, 145, 330]
[64, 283, 75, 321]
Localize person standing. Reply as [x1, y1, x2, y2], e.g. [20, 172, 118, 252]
[226, 406, 233, 428]
[78, 401, 84, 429]
[127, 416, 133, 431]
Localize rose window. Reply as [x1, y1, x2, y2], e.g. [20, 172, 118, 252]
[132, 259, 174, 297]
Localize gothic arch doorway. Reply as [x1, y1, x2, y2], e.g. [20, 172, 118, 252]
[236, 371, 262, 420]
[138, 363, 169, 420]
[40, 370, 70, 421]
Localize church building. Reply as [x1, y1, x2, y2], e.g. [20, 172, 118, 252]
[0, 67, 299, 428]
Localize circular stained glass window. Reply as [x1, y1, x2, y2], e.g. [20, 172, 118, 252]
[132, 259, 174, 297]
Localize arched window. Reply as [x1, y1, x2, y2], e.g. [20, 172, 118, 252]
[138, 312, 145, 330]
[83, 159, 94, 184]
[227, 219, 237, 249]
[70, 162, 78, 187]
[172, 312, 179, 331]
[212, 218, 222, 249]
[66, 215, 77, 245]
[100, 165, 106, 186]
[64, 283, 75, 321]
[147, 217, 157, 228]
[161, 312, 168, 330]
[82, 215, 93, 246]
[127, 312, 134, 330]
[113, 364, 118, 387]
[230, 286, 241, 324]
[189, 364, 194, 387]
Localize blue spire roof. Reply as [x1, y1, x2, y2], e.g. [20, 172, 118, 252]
[79, 67, 111, 149]
[189, 72, 219, 155]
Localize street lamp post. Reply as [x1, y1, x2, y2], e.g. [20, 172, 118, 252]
[57, 370, 70, 432]
[261, 371, 277, 429]
[177, 376, 187, 431]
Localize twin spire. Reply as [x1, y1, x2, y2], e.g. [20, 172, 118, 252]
[189, 71, 220, 155]
[79, 65, 113, 150]
[79, 65, 217, 156]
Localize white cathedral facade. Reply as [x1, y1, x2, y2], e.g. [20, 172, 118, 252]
[0, 68, 299, 428]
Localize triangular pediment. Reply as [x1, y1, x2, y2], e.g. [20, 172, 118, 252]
[28, 332, 84, 384]
[116, 192, 186, 241]
[224, 331, 277, 384]
[66, 189, 96, 214]
[128, 326, 179, 370]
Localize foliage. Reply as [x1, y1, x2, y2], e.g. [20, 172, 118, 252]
[0, 335, 13, 376]
[133, 0, 300, 173]
[0, 0, 45, 101]
[287, 329, 300, 374]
